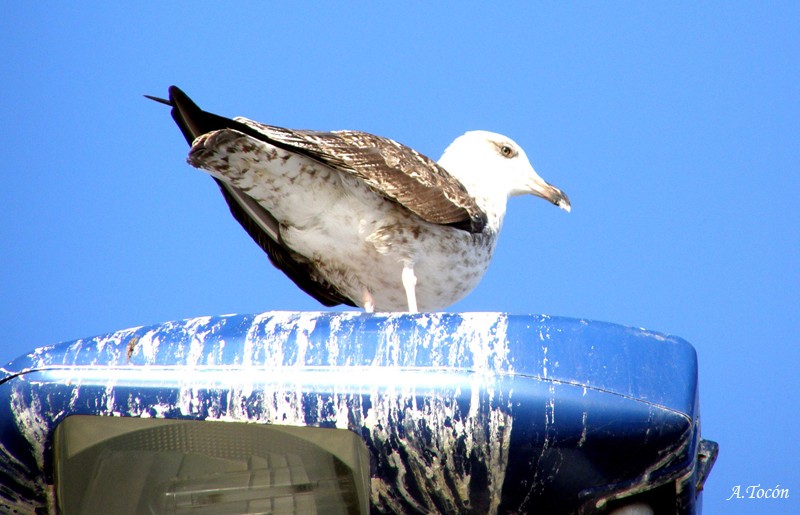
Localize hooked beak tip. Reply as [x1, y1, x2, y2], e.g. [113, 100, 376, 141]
[542, 185, 571, 213]
[526, 175, 571, 213]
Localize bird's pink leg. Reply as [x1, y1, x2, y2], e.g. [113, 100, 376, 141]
[362, 287, 376, 313]
[402, 264, 418, 313]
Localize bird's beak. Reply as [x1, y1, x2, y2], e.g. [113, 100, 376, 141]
[529, 177, 571, 212]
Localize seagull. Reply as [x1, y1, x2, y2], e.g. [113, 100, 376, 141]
[147, 86, 570, 312]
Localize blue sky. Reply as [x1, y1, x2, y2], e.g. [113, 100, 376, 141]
[2, 3, 798, 513]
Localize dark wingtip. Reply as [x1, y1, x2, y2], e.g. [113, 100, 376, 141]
[162, 86, 266, 147]
[167, 86, 197, 112]
[144, 94, 172, 106]
[162, 86, 207, 145]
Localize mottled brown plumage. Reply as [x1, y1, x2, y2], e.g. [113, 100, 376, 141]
[149, 86, 570, 311]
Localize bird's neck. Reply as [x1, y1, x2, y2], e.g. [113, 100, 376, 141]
[437, 155, 511, 231]
[468, 190, 508, 234]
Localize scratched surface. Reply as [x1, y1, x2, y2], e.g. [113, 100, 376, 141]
[0, 312, 702, 513]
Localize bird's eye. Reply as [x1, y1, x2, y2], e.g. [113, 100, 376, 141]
[500, 145, 514, 157]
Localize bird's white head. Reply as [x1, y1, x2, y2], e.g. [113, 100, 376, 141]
[439, 130, 571, 213]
